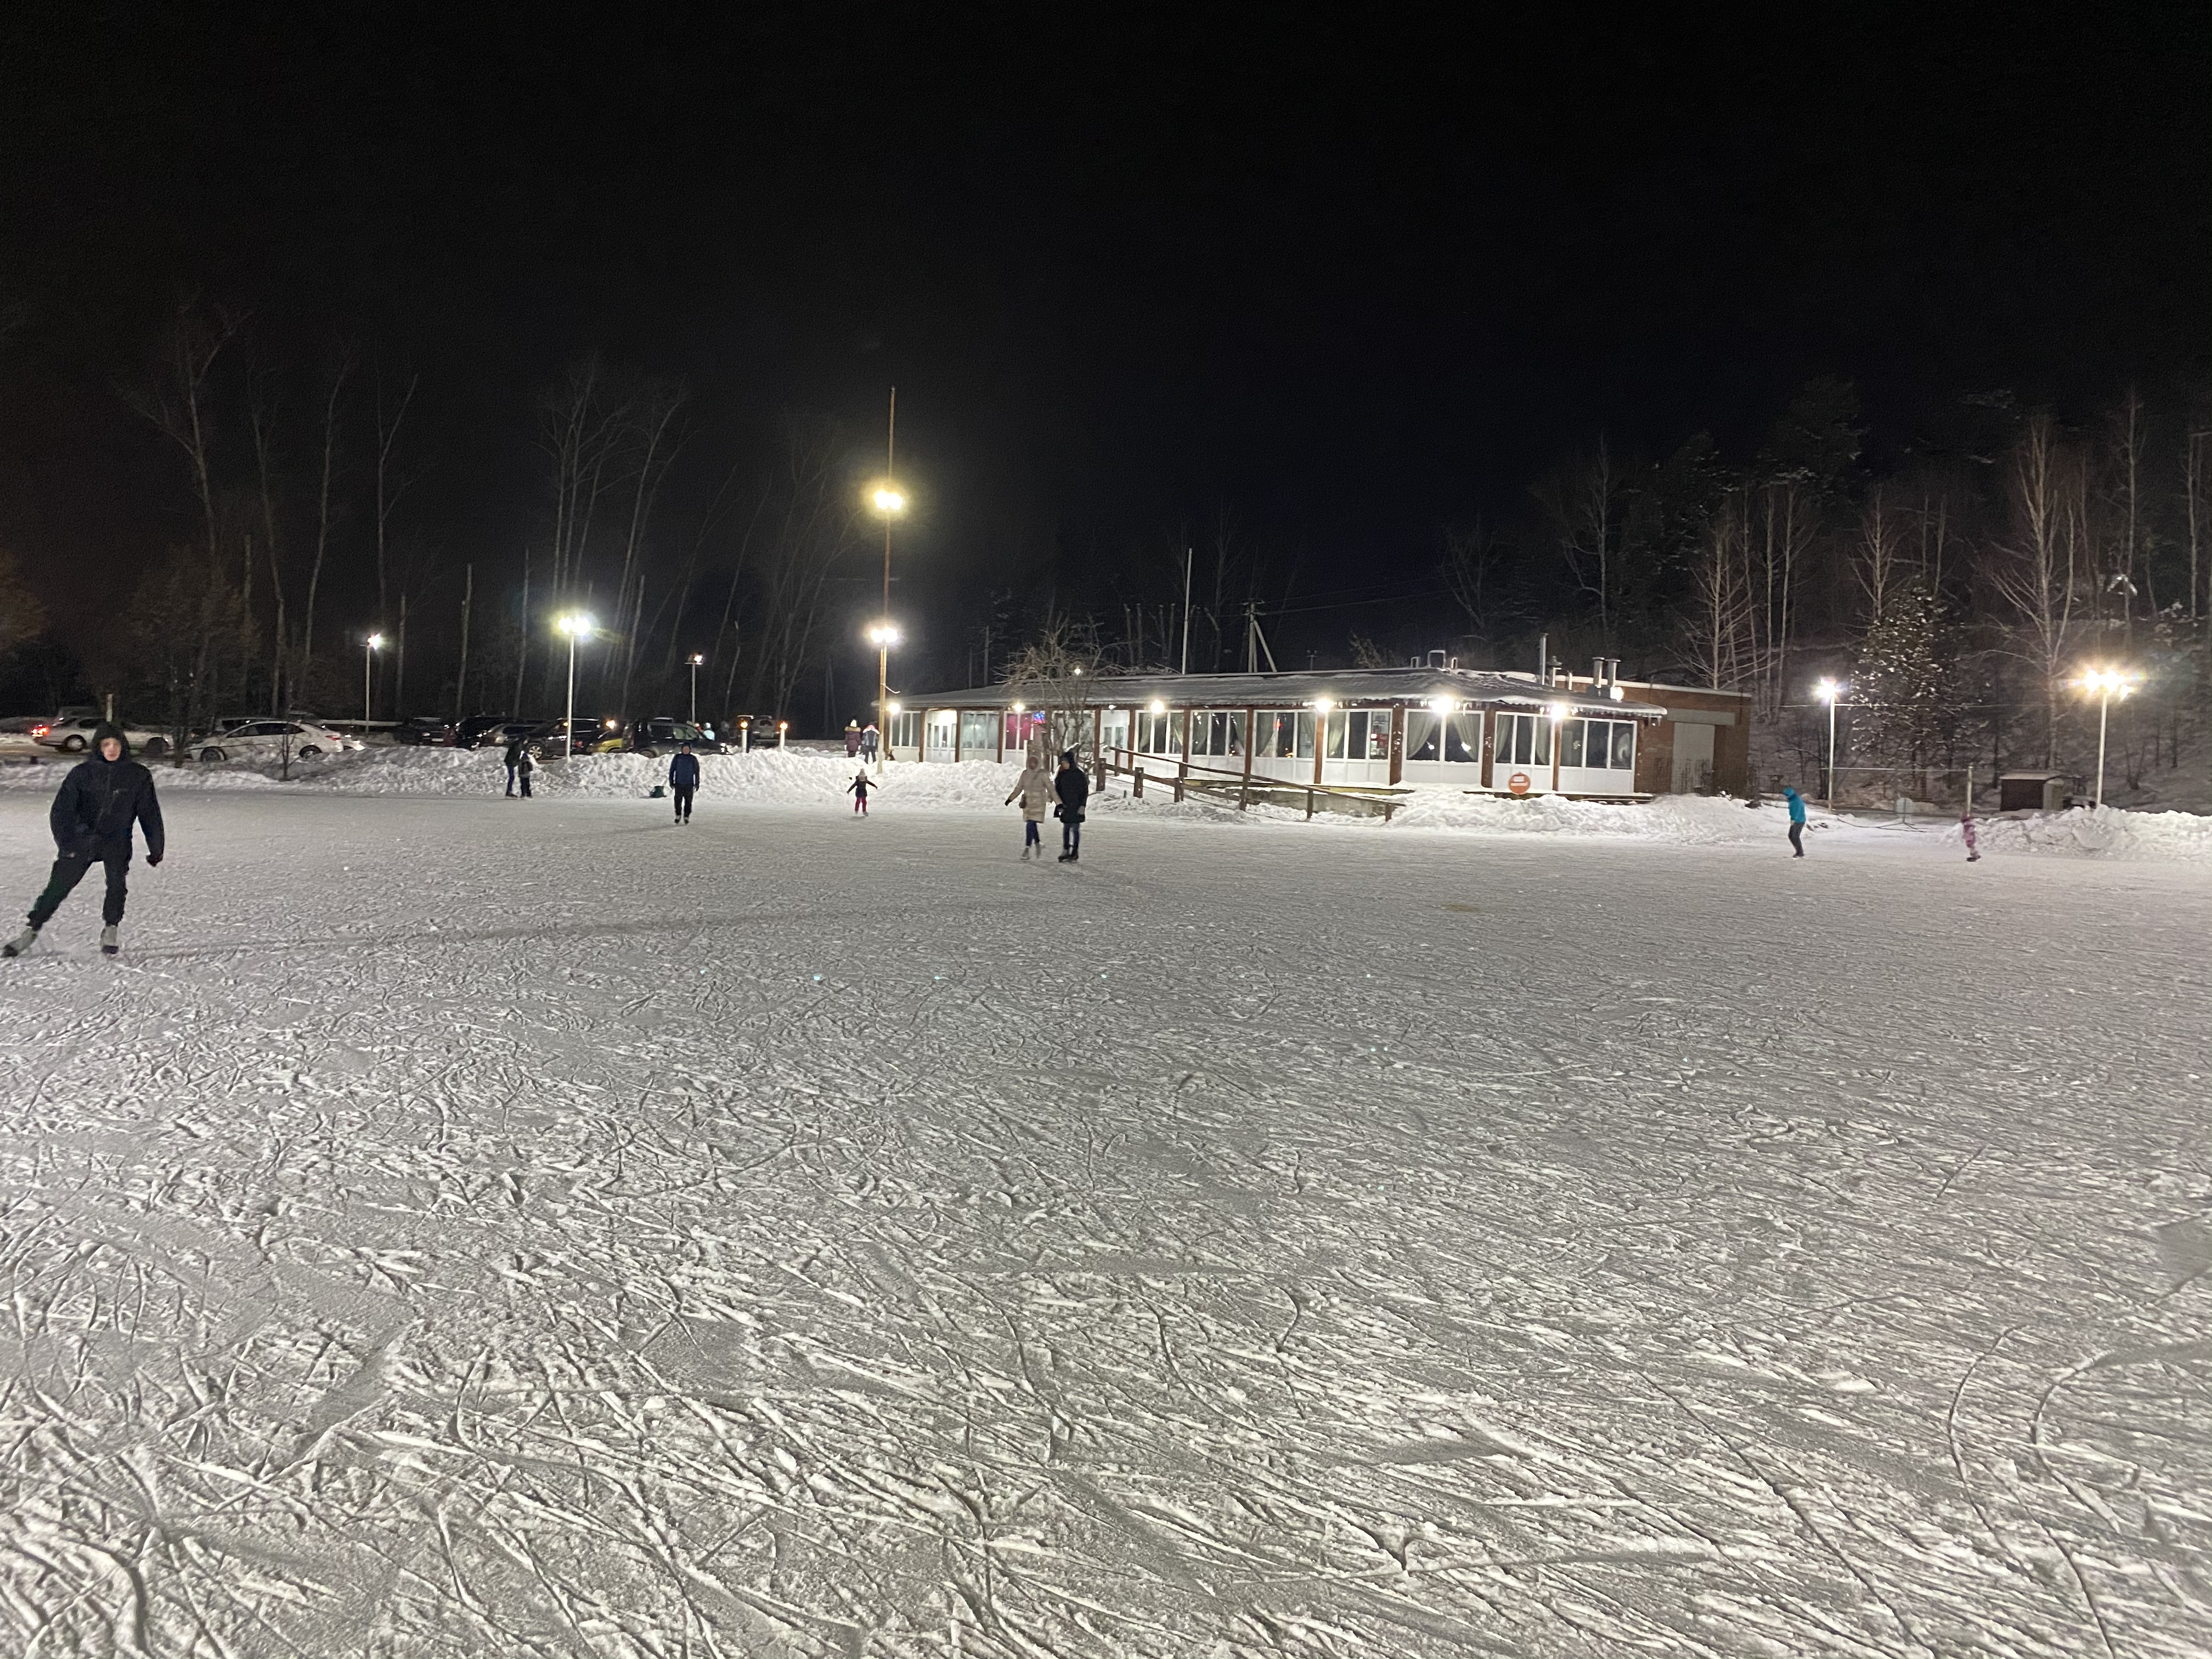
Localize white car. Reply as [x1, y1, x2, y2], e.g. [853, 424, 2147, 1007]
[192, 720, 364, 762]
[32, 714, 172, 757]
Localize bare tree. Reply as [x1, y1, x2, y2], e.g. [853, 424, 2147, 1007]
[298, 349, 352, 709]
[1685, 494, 1753, 690]
[1532, 442, 1622, 645]
[1987, 413, 2083, 764]
[246, 356, 291, 710]
[1440, 518, 1502, 650]
[611, 379, 688, 715]
[742, 416, 861, 720]
[373, 366, 420, 625]
[1001, 615, 1106, 764]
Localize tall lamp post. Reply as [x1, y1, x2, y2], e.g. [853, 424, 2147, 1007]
[363, 633, 385, 729]
[870, 478, 907, 774]
[867, 623, 900, 774]
[556, 613, 594, 761]
[687, 653, 705, 724]
[2076, 666, 2138, 808]
[1815, 678, 1843, 808]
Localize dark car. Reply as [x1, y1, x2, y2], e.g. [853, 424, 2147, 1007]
[624, 717, 723, 757]
[454, 714, 515, 748]
[532, 717, 623, 758]
[394, 715, 458, 746]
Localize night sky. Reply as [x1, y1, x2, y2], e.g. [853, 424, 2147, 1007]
[2, 4, 2207, 683]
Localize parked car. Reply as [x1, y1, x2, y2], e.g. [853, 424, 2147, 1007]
[190, 719, 364, 762]
[624, 717, 723, 756]
[32, 714, 172, 757]
[394, 715, 458, 746]
[527, 717, 625, 758]
[454, 714, 516, 748]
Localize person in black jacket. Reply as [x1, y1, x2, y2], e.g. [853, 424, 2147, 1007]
[1053, 749, 1088, 862]
[6, 724, 165, 958]
[668, 743, 699, 823]
[503, 735, 532, 798]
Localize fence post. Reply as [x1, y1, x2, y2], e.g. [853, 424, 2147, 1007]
[1134, 765, 1145, 799]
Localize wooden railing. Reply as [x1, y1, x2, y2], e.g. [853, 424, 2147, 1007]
[1095, 747, 1410, 821]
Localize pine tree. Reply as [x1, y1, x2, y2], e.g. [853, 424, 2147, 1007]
[1852, 584, 1944, 772]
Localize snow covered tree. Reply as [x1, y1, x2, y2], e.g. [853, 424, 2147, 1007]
[1851, 582, 1945, 773]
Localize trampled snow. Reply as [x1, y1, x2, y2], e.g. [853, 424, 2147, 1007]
[1, 780, 2208, 1656]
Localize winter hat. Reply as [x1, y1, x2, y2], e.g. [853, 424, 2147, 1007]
[92, 721, 129, 759]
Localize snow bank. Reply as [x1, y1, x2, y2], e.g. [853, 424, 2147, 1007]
[1949, 804, 2212, 862]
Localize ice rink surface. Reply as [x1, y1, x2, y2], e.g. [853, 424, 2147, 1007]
[1, 789, 2207, 1657]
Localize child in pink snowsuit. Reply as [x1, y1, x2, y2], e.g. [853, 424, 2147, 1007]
[849, 772, 872, 815]
[1960, 808, 1980, 862]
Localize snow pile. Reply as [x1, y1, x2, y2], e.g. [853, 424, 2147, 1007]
[1385, 788, 1794, 844]
[1950, 804, 2212, 862]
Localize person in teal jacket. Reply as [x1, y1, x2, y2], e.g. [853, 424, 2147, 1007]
[1782, 786, 1807, 856]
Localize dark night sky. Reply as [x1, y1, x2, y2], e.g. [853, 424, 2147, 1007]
[2, 3, 2208, 679]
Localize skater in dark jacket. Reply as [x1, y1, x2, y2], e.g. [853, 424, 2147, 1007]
[504, 735, 534, 798]
[849, 771, 873, 815]
[668, 743, 700, 823]
[6, 724, 165, 958]
[1053, 749, 1088, 862]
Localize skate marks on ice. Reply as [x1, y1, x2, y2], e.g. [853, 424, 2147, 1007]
[0, 796, 2208, 1655]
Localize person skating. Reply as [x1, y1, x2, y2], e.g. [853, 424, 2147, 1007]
[860, 723, 880, 764]
[849, 771, 873, 815]
[1782, 785, 1807, 856]
[1960, 804, 1981, 862]
[1005, 754, 1052, 859]
[504, 734, 532, 798]
[1053, 748, 1088, 862]
[5, 724, 165, 958]
[669, 742, 699, 824]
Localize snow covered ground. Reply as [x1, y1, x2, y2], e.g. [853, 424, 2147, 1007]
[1, 786, 2208, 1657]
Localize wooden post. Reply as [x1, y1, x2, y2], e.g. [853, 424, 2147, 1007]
[1388, 702, 1404, 786]
[1134, 765, 1145, 799]
[996, 709, 1005, 763]
[1312, 708, 1325, 788]
[1091, 706, 1102, 773]
[953, 709, 963, 764]
[1177, 705, 1192, 799]
[1240, 706, 1255, 809]
[1550, 711, 1563, 794]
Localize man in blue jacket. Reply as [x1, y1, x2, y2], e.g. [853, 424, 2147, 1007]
[6, 724, 165, 958]
[668, 742, 700, 824]
[1782, 785, 1808, 857]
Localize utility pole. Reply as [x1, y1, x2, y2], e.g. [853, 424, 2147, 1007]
[1180, 546, 1193, 676]
[455, 563, 472, 720]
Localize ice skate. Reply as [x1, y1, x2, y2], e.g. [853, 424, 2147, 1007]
[2, 926, 36, 958]
[100, 926, 119, 957]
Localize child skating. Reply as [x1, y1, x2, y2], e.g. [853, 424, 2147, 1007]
[849, 771, 873, 815]
[5, 724, 165, 959]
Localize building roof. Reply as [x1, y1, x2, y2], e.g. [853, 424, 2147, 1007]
[910, 667, 1670, 720]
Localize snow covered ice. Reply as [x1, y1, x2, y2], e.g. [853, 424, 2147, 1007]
[1, 778, 2208, 1657]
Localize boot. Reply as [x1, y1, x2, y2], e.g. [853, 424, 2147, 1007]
[2, 925, 36, 958]
[100, 926, 119, 957]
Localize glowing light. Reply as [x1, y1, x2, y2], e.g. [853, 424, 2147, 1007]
[867, 622, 901, 647]
[365, 633, 386, 650]
[1148, 699, 1166, 714]
[687, 653, 705, 667]
[1011, 701, 1025, 713]
[556, 612, 595, 637]
[871, 485, 907, 516]
[1547, 701, 1570, 722]
[1815, 678, 1841, 702]
[1313, 696, 1335, 713]
[887, 701, 901, 714]
[2076, 666, 2138, 698]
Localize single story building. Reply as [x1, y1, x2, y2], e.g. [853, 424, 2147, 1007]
[882, 664, 1750, 798]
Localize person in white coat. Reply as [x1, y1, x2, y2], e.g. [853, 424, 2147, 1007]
[1005, 758, 1053, 859]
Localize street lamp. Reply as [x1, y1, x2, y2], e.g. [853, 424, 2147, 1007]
[869, 478, 908, 774]
[867, 622, 901, 773]
[2075, 666, 2139, 808]
[1815, 678, 1843, 808]
[555, 613, 594, 762]
[363, 633, 385, 728]
[687, 653, 706, 723]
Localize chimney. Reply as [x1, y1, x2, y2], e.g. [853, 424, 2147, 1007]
[1537, 632, 1548, 680]
[1592, 655, 1605, 687]
[1428, 649, 1447, 669]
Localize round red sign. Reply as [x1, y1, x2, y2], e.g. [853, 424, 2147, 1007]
[1508, 771, 1532, 795]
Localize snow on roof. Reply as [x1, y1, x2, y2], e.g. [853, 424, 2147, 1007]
[911, 667, 1669, 719]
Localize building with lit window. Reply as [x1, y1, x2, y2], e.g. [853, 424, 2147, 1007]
[884, 664, 1750, 799]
